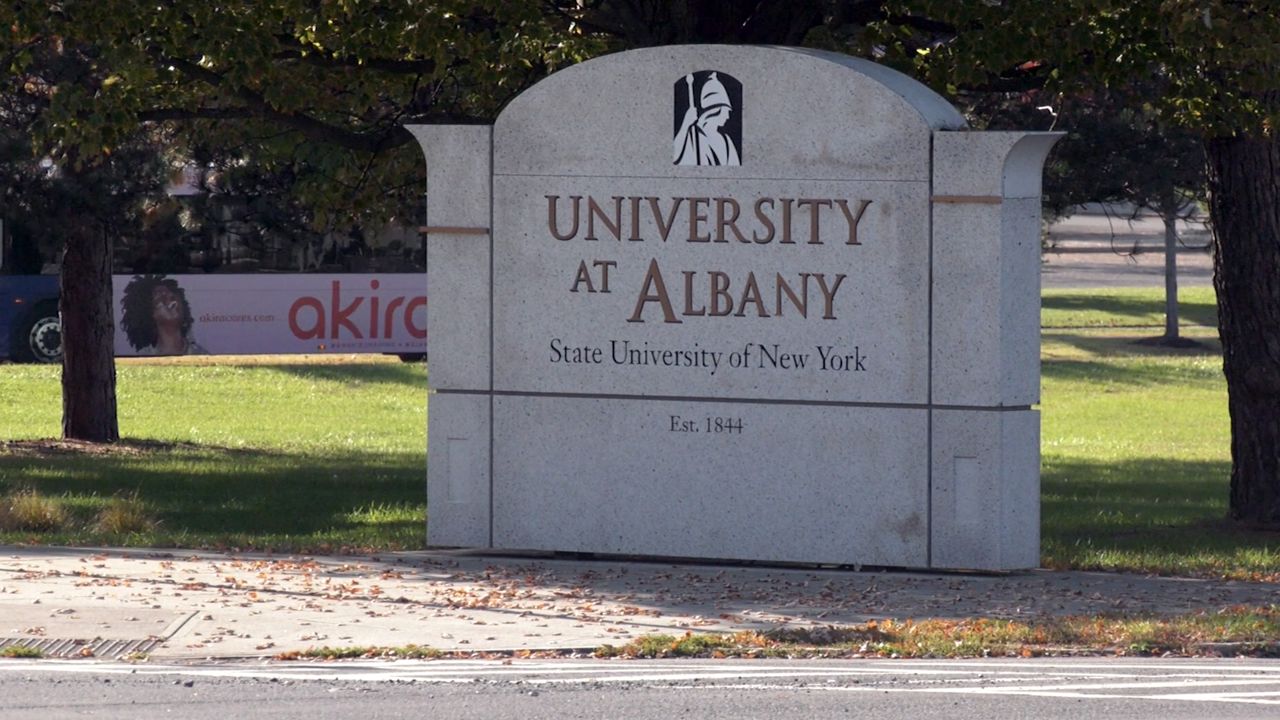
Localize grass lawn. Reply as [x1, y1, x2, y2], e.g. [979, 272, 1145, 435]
[1043, 286, 1219, 329]
[0, 355, 427, 552]
[0, 287, 1275, 581]
[1042, 286, 1278, 580]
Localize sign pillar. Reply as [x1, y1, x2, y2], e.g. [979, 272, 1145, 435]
[929, 132, 1062, 569]
[410, 125, 494, 548]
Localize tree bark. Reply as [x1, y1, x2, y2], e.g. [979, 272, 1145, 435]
[1162, 212, 1180, 341]
[1205, 134, 1280, 526]
[59, 220, 119, 442]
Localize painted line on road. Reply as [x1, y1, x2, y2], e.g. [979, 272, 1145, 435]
[875, 660, 1280, 674]
[3, 658, 1280, 698]
[3, 658, 1279, 680]
[1144, 691, 1280, 706]
[678, 682, 1280, 707]
[941, 678, 1280, 693]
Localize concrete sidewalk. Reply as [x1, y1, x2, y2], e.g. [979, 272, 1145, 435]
[2, 546, 1277, 660]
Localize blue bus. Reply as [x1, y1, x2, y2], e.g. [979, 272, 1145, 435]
[0, 274, 61, 362]
[0, 221, 62, 362]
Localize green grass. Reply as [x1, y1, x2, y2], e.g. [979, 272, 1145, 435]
[1041, 289, 1279, 579]
[1042, 286, 1219, 329]
[0, 289, 1275, 580]
[0, 357, 427, 551]
[0, 646, 45, 659]
[595, 632, 737, 659]
[276, 644, 443, 661]
[591, 609, 1280, 659]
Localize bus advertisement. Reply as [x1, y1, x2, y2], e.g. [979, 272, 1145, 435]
[112, 273, 426, 357]
[1, 273, 427, 362]
[1, 213, 428, 363]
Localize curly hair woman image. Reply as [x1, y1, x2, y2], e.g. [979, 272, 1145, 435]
[120, 275, 207, 355]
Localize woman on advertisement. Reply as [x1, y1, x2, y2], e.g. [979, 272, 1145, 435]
[120, 274, 207, 355]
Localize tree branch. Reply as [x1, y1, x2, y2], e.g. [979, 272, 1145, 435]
[541, 0, 631, 39]
[155, 53, 413, 153]
[138, 106, 254, 122]
[270, 36, 441, 75]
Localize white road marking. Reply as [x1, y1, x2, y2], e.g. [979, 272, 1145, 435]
[680, 682, 1280, 706]
[940, 678, 1280, 693]
[0, 660, 1254, 684]
[1144, 691, 1280, 706]
[2, 658, 1280, 707]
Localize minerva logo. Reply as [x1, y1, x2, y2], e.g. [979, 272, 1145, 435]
[673, 70, 742, 166]
[288, 279, 426, 340]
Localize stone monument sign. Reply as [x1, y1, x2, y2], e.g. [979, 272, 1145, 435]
[411, 45, 1059, 571]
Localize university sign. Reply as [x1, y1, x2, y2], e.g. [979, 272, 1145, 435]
[546, 192, 870, 324]
[412, 46, 1059, 570]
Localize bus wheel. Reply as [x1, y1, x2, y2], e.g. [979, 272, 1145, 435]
[17, 305, 62, 363]
[397, 353, 426, 363]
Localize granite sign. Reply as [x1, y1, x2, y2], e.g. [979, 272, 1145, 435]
[411, 46, 1059, 570]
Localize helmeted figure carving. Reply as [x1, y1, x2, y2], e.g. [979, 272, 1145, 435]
[674, 72, 740, 166]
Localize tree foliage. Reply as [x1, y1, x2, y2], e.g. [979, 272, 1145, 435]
[873, 1, 1280, 134]
[0, 0, 601, 441]
[1, 1, 603, 226]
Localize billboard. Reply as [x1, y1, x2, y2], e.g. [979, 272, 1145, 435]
[111, 273, 426, 357]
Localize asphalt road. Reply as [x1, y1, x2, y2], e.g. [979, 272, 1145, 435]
[2, 657, 1277, 719]
[1043, 213, 1214, 288]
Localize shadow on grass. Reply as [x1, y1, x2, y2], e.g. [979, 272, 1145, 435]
[1042, 455, 1279, 576]
[1042, 292, 1219, 328]
[1044, 330, 1222, 359]
[266, 362, 428, 390]
[1043, 354, 1222, 389]
[1044, 455, 1228, 527]
[0, 443, 426, 549]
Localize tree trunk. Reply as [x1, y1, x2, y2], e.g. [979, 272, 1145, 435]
[1205, 134, 1280, 527]
[60, 221, 119, 442]
[1162, 212, 1180, 342]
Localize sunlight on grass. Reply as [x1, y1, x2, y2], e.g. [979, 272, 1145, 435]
[342, 502, 423, 526]
[1041, 303, 1278, 578]
[1042, 287, 1218, 329]
[0, 356, 426, 551]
